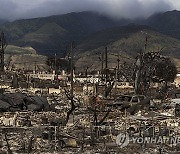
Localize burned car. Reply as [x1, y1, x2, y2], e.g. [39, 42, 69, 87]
[107, 95, 150, 115]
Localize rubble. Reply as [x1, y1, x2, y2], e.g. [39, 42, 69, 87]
[0, 51, 179, 153]
[0, 93, 50, 112]
[0, 89, 179, 153]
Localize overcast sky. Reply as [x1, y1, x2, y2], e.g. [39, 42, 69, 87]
[0, 0, 180, 20]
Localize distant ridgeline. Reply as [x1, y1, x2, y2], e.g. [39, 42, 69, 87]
[0, 10, 180, 71]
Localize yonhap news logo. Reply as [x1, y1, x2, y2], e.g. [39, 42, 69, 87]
[116, 133, 180, 148]
[116, 133, 129, 148]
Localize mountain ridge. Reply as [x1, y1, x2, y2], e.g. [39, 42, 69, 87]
[0, 10, 180, 57]
[0, 11, 133, 55]
[75, 24, 180, 71]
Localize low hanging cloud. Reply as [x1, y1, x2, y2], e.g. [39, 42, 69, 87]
[0, 0, 179, 20]
[0, 0, 17, 20]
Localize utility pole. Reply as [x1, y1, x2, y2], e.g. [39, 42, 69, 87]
[34, 61, 37, 74]
[101, 52, 104, 80]
[0, 32, 7, 73]
[117, 52, 120, 81]
[105, 47, 108, 83]
[85, 66, 89, 77]
[54, 53, 57, 74]
[70, 42, 75, 105]
[144, 33, 148, 50]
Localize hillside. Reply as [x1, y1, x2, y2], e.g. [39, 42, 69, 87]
[0, 10, 180, 70]
[1, 11, 180, 56]
[75, 25, 180, 71]
[5, 45, 37, 55]
[0, 11, 130, 55]
[0, 19, 7, 25]
[5, 45, 48, 71]
[146, 10, 180, 39]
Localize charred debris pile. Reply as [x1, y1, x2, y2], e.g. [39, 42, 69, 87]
[0, 83, 179, 153]
[0, 34, 180, 153]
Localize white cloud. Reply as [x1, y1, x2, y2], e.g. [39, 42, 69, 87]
[168, 0, 180, 9]
[0, 0, 179, 20]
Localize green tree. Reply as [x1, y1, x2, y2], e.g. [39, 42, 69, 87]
[134, 51, 177, 95]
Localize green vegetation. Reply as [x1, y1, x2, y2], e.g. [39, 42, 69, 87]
[1, 10, 180, 56]
[1, 11, 180, 71]
[75, 25, 180, 70]
[146, 10, 180, 39]
[0, 12, 126, 54]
